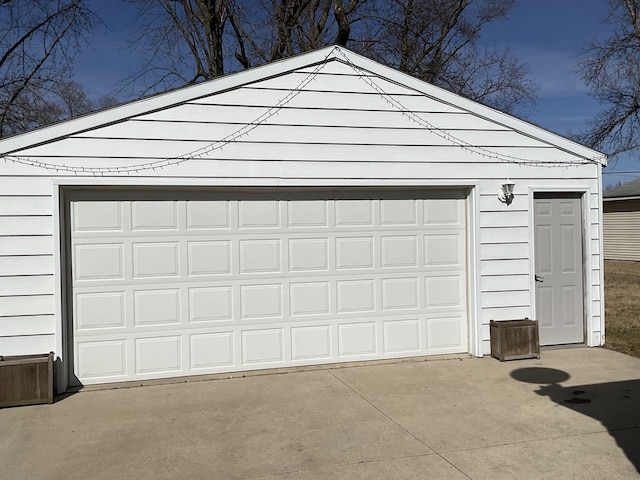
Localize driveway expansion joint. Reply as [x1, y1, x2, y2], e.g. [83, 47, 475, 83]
[327, 369, 474, 480]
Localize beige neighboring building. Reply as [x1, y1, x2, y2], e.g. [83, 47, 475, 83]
[604, 178, 640, 261]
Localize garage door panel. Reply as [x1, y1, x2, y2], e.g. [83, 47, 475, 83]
[135, 336, 182, 374]
[133, 242, 180, 278]
[239, 200, 280, 228]
[76, 291, 126, 330]
[426, 315, 466, 352]
[336, 237, 374, 269]
[381, 235, 418, 268]
[240, 284, 284, 319]
[242, 328, 285, 365]
[74, 244, 124, 281]
[189, 286, 233, 322]
[186, 200, 230, 229]
[291, 325, 332, 361]
[77, 340, 127, 379]
[335, 199, 374, 226]
[338, 322, 377, 357]
[381, 277, 419, 311]
[383, 319, 422, 354]
[288, 238, 329, 271]
[187, 241, 232, 275]
[290, 282, 331, 316]
[424, 234, 464, 268]
[239, 239, 281, 273]
[73, 201, 123, 232]
[380, 199, 418, 226]
[424, 197, 464, 225]
[131, 201, 178, 231]
[190, 332, 235, 369]
[70, 190, 468, 384]
[336, 279, 376, 313]
[425, 275, 466, 309]
[133, 289, 181, 326]
[288, 200, 328, 227]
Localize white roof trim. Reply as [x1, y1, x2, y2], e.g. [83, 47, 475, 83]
[0, 46, 606, 164]
[603, 196, 640, 201]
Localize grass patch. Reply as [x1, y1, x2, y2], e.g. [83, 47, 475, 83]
[604, 261, 640, 357]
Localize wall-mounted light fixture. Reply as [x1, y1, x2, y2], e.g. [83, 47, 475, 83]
[498, 182, 515, 205]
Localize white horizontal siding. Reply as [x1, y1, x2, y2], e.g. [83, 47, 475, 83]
[0, 177, 57, 355]
[603, 200, 640, 261]
[479, 193, 527, 211]
[481, 275, 530, 292]
[0, 315, 55, 336]
[0, 216, 53, 235]
[0, 177, 53, 195]
[72, 124, 543, 148]
[480, 259, 530, 276]
[0, 275, 54, 296]
[19, 141, 580, 164]
[480, 243, 529, 260]
[0, 49, 604, 362]
[0, 196, 52, 215]
[482, 290, 530, 308]
[479, 210, 529, 228]
[0, 295, 55, 317]
[0, 159, 601, 182]
[0, 236, 54, 256]
[0, 334, 55, 355]
[481, 306, 532, 323]
[480, 227, 530, 244]
[0, 47, 604, 161]
[0, 256, 54, 276]
[244, 68, 424, 96]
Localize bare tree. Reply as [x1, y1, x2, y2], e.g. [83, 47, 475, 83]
[124, 0, 230, 94]
[229, 0, 361, 67]
[578, 0, 640, 156]
[359, 0, 535, 113]
[3, 80, 96, 133]
[0, 0, 97, 136]
[125, 0, 363, 94]
[125, 0, 534, 113]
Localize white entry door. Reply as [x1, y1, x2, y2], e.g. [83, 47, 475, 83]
[534, 194, 585, 345]
[67, 189, 469, 385]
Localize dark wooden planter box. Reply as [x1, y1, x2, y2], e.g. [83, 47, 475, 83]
[490, 319, 540, 361]
[0, 352, 54, 407]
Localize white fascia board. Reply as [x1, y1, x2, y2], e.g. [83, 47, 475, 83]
[603, 196, 640, 201]
[0, 47, 340, 155]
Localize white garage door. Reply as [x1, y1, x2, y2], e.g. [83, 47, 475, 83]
[68, 189, 468, 385]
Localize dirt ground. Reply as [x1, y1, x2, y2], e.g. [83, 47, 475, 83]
[604, 261, 640, 358]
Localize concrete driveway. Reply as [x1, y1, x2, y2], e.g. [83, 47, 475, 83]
[2, 347, 640, 479]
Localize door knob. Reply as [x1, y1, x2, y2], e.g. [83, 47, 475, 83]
[535, 274, 544, 283]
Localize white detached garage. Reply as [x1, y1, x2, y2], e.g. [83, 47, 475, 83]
[0, 46, 606, 391]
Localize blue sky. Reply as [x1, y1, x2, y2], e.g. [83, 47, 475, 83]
[75, 0, 630, 187]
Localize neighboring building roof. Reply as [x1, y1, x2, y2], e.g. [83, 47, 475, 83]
[604, 177, 640, 199]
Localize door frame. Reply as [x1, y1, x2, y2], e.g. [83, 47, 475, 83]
[528, 187, 593, 347]
[52, 179, 481, 391]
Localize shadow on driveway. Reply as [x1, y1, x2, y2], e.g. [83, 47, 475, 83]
[511, 367, 640, 473]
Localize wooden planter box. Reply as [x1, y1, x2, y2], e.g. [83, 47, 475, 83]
[490, 319, 540, 361]
[0, 352, 54, 407]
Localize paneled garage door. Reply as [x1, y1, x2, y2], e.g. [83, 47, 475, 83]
[67, 189, 468, 385]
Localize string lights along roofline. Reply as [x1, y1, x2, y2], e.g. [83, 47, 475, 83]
[1, 47, 605, 176]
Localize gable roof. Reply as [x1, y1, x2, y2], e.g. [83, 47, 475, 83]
[604, 177, 640, 199]
[0, 46, 606, 171]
